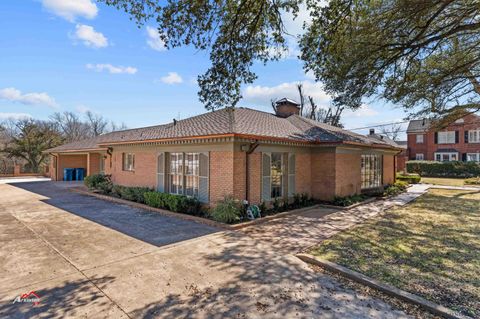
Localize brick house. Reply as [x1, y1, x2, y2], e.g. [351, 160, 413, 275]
[406, 113, 480, 162]
[46, 100, 401, 205]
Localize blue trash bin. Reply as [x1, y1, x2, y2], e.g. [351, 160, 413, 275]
[75, 168, 85, 181]
[63, 168, 74, 181]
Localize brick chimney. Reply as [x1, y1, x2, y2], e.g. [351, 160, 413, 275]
[275, 98, 300, 118]
[369, 129, 375, 135]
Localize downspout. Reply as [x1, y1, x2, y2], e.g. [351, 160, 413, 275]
[245, 141, 260, 203]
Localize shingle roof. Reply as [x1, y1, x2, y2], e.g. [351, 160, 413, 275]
[46, 107, 398, 152]
[407, 119, 431, 133]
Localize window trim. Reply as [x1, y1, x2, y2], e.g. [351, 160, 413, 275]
[416, 134, 424, 144]
[468, 130, 480, 143]
[437, 131, 456, 144]
[122, 153, 135, 171]
[168, 152, 184, 195]
[466, 153, 480, 162]
[270, 152, 284, 199]
[415, 153, 424, 160]
[434, 152, 458, 162]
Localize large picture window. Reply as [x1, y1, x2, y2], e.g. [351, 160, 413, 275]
[122, 153, 135, 171]
[361, 154, 382, 189]
[468, 130, 480, 143]
[438, 131, 455, 144]
[271, 153, 283, 198]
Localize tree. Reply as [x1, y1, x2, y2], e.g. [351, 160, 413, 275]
[1, 119, 62, 173]
[85, 111, 109, 136]
[300, 0, 480, 127]
[102, 0, 480, 124]
[296, 84, 343, 127]
[50, 112, 90, 142]
[380, 123, 403, 141]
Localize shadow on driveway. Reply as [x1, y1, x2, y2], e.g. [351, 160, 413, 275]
[9, 182, 219, 247]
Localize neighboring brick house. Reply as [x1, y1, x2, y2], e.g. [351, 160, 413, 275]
[46, 100, 401, 205]
[406, 113, 480, 162]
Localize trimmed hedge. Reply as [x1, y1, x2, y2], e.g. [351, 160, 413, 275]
[465, 177, 480, 185]
[396, 173, 421, 184]
[143, 191, 202, 215]
[406, 160, 480, 178]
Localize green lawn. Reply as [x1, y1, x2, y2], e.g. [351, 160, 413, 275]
[420, 177, 466, 186]
[310, 189, 480, 317]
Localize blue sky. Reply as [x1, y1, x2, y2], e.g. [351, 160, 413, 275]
[0, 0, 408, 139]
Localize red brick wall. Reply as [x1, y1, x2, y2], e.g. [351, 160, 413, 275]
[233, 151, 246, 201]
[110, 150, 157, 188]
[210, 151, 234, 204]
[408, 114, 480, 160]
[57, 154, 87, 181]
[335, 153, 361, 197]
[295, 152, 311, 196]
[311, 151, 336, 200]
[247, 152, 261, 204]
[88, 153, 101, 176]
[383, 155, 395, 185]
[396, 150, 407, 172]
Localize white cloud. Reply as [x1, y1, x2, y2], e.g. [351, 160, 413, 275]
[42, 0, 98, 22]
[73, 24, 108, 48]
[343, 104, 379, 118]
[242, 80, 330, 108]
[0, 87, 57, 107]
[146, 26, 166, 51]
[86, 63, 137, 74]
[160, 72, 183, 84]
[0, 112, 32, 120]
[75, 105, 91, 113]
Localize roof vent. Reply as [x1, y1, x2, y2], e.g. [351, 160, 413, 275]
[274, 98, 300, 118]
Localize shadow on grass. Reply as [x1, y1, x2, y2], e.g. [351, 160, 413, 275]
[311, 190, 480, 318]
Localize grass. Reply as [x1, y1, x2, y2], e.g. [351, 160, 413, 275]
[420, 177, 467, 187]
[310, 189, 480, 318]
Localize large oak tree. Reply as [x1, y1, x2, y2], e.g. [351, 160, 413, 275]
[103, 0, 480, 123]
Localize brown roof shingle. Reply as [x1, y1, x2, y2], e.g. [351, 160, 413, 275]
[46, 107, 397, 152]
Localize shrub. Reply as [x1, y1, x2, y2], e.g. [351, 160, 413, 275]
[258, 202, 267, 217]
[396, 173, 421, 184]
[142, 191, 202, 215]
[383, 181, 408, 197]
[465, 177, 480, 185]
[210, 196, 241, 224]
[272, 198, 281, 212]
[84, 174, 111, 190]
[332, 194, 367, 207]
[406, 160, 480, 178]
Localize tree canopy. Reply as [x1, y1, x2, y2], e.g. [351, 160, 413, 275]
[103, 0, 480, 123]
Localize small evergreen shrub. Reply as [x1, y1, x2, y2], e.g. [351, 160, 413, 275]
[464, 177, 480, 185]
[84, 174, 111, 190]
[142, 191, 201, 215]
[383, 181, 408, 197]
[332, 194, 368, 207]
[210, 196, 241, 224]
[396, 173, 421, 184]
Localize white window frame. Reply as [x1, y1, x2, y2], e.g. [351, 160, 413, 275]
[434, 152, 458, 162]
[466, 153, 480, 162]
[270, 152, 284, 199]
[122, 153, 135, 171]
[361, 154, 383, 189]
[468, 130, 480, 143]
[415, 153, 424, 160]
[168, 152, 184, 195]
[416, 134, 424, 144]
[437, 131, 456, 144]
[184, 152, 200, 198]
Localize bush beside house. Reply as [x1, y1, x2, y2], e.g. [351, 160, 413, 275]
[406, 160, 480, 178]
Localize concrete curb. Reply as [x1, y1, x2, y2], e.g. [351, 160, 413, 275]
[69, 188, 326, 231]
[296, 254, 469, 319]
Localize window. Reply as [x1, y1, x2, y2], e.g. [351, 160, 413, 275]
[122, 153, 135, 171]
[467, 153, 480, 162]
[169, 152, 183, 195]
[468, 130, 480, 143]
[435, 152, 458, 162]
[415, 153, 424, 160]
[184, 153, 199, 197]
[438, 131, 456, 144]
[361, 154, 383, 189]
[270, 153, 283, 198]
[416, 134, 424, 143]
[100, 156, 105, 174]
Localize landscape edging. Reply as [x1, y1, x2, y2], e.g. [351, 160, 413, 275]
[69, 187, 324, 230]
[296, 253, 468, 319]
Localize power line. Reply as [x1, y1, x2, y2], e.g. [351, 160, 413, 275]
[347, 120, 410, 131]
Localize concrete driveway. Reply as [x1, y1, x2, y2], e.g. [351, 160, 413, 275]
[0, 181, 412, 318]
